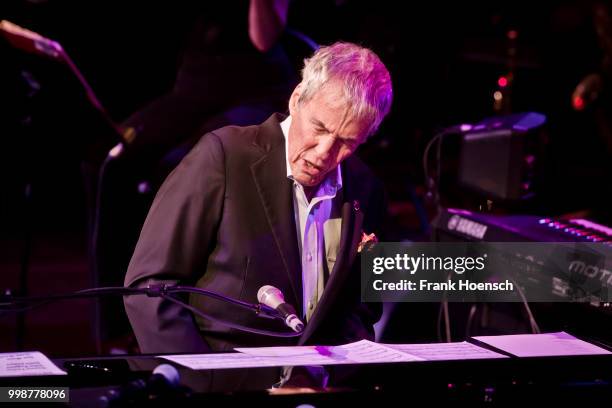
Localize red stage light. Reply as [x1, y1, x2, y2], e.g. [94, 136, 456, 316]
[573, 96, 585, 110]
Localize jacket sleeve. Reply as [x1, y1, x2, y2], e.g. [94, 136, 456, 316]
[123, 132, 225, 353]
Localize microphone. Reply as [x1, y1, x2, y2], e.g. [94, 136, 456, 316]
[99, 364, 181, 406]
[257, 285, 304, 333]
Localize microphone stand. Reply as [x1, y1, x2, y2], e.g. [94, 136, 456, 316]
[0, 20, 127, 352]
[0, 285, 303, 338]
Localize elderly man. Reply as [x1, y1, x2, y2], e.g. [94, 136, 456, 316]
[124, 42, 393, 353]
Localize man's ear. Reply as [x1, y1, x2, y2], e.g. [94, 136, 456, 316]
[289, 83, 303, 116]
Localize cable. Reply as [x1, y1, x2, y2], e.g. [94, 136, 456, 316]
[435, 131, 443, 207]
[0, 287, 149, 314]
[436, 298, 443, 342]
[161, 294, 301, 338]
[465, 303, 478, 338]
[436, 271, 453, 343]
[164, 286, 274, 316]
[436, 299, 452, 343]
[423, 124, 473, 209]
[422, 132, 443, 200]
[422, 130, 451, 210]
[0, 285, 302, 337]
[490, 248, 541, 334]
[506, 276, 541, 334]
[89, 151, 117, 353]
[443, 299, 451, 342]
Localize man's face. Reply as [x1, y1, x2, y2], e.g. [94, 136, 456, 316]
[287, 81, 369, 187]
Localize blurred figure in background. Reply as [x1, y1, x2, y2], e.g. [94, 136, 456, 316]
[93, 0, 301, 352]
[122, 0, 296, 173]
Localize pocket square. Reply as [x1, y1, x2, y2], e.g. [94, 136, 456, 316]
[357, 231, 378, 253]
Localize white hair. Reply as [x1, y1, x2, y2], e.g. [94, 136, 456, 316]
[297, 42, 393, 137]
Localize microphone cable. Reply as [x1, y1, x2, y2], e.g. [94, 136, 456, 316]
[0, 285, 303, 338]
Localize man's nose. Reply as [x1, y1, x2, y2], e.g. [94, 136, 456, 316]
[314, 135, 336, 163]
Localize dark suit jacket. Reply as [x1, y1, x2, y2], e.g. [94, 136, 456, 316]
[124, 113, 385, 353]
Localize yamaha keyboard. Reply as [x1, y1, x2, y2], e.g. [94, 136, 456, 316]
[432, 208, 612, 244]
[431, 208, 612, 303]
[429, 208, 612, 342]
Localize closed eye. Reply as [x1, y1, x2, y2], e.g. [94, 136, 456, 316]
[311, 118, 329, 133]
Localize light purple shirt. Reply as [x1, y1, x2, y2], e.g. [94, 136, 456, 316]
[280, 117, 343, 320]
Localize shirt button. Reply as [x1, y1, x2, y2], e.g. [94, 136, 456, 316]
[307, 253, 312, 262]
[308, 301, 314, 310]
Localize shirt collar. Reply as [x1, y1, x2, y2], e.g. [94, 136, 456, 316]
[280, 115, 343, 191]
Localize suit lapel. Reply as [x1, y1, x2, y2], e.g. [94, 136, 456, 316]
[250, 116, 303, 314]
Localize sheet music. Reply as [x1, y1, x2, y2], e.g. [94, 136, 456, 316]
[161, 333, 611, 369]
[236, 339, 423, 363]
[383, 341, 508, 360]
[473, 331, 612, 357]
[0, 352, 67, 377]
[160, 340, 422, 370]
[159, 352, 296, 370]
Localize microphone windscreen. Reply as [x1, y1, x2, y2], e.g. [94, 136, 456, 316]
[257, 285, 284, 308]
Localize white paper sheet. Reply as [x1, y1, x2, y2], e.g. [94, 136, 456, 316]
[159, 352, 299, 370]
[236, 340, 423, 363]
[383, 341, 509, 360]
[160, 340, 423, 370]
[472, 331, 612, 357]
[0, 351, 67, 377]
